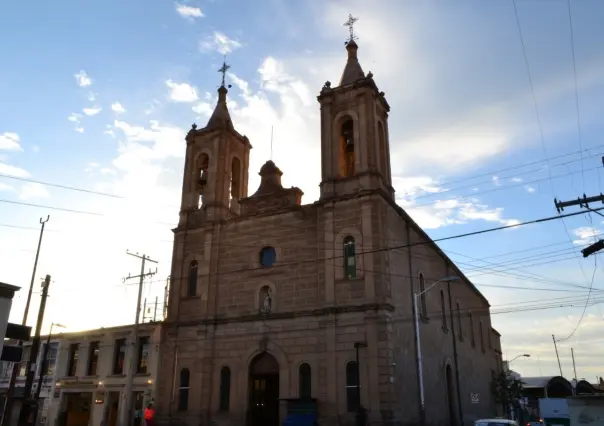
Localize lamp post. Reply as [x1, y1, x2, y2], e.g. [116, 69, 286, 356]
[354, 341, 368, 426]
[507, 354, 530, 365]
[414, 275, 460, 425]
[31, 323, 65, 425]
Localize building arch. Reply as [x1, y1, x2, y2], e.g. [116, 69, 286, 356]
[332, 110, 361, 178]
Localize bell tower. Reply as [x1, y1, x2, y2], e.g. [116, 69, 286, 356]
[178, 59, 251, 227]
[317, 15, 394, 201]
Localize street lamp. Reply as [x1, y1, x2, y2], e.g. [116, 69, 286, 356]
[354, 341, 368, 426]
[508, 354, 530, 364]
[414, 275, 460, 424]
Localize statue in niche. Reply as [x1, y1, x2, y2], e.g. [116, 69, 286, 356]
[260, 287, 272, 314]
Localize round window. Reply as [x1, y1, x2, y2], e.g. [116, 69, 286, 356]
[259, 246, 277, 267]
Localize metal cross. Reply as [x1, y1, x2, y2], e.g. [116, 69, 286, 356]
[218, 56, 230, 87]
[344, 14, 359, 42]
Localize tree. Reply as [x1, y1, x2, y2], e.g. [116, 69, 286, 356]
[491, 370, 524, 418]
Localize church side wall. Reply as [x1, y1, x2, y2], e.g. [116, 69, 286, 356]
[379, 197, 498, 426]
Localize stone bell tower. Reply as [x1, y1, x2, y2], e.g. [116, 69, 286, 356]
[317, 15, 394, 201]
[178, 60, 252, 228]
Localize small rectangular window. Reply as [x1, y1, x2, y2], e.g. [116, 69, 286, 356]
[87, 342, 100, 376]
[67, 344, 79, 377]
[136, 337, 150, 374]
[113, 339, 126, 375]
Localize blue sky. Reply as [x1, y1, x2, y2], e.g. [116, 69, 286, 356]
[1, 0, 603, 381]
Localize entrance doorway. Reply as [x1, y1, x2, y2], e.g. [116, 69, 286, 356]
[104, 392, 120, 426]
[64, 393, 92, 426]
[248, 352, 279, 426]
[445, 364, 457, 426]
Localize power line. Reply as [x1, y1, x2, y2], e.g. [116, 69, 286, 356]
[412, 165, 600, 208]
[513, 0, 595, 304]
[0, 173, 122, 199]
[411, 150, 604, 201]
[0, 199, 103, 216]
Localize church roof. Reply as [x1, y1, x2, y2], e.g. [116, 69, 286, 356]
[338, 40, 366, 86]
[205, 85, 235, 132]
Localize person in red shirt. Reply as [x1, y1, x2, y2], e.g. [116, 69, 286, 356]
[143, 403, 155, 426]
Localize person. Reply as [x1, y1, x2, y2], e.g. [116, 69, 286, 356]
[143, 403, 155, 426]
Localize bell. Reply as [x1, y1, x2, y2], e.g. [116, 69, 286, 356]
[199, 170, 208, 187]
[345, 136, 354, 153]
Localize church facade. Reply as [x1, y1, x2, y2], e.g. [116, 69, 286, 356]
[155, 33, 503, 426]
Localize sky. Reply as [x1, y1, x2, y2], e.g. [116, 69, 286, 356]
[1, 0, 603, 382]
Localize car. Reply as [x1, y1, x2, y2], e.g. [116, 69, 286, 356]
[475, 419, 518, 426]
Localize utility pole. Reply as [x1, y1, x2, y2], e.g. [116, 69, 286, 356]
[120, 251, 158, 426]
[554, 177, 604, 256]
[552, 334, 563, 377]
[2, 217, 49, 426]
[23, 216, 50, 325]
[163, 276, 170, 320]
[153, 296, 158, 322]
[571, 348, 578, 381]
[18, 274, 51, 426]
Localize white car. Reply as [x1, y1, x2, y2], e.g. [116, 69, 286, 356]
[475, 420, 518, 426]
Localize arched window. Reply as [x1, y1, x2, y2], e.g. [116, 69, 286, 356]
[440, 290, 447, 330]
[343, 236, 356, 279]
[469, 313, 475, 347]
[187, 261, 198, 297]
[339, 119, 355, 177]
[178, 368, 190, 411]
[418, 273, 427, 317]
[197, 154, 209, 209]
[377, 121, 388, 181]
[219, 366, 231, 411]
[456, 302, 463, 340]
[230, 157, 241, 208]
[345, 361, 359, 413]
[479, 321, 485, 352]
[299, 363, 312, 399]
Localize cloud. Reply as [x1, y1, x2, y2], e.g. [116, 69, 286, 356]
[572, 227, 601, 246]
[525, 185, 536, 193]
[68, 113, 82, 123]
[83, 106, 102, 116]
[165, 80, 198, 103]
[199, 31, 242, 55]
[32, 145, 40, 153]
[395, 176, 519, 230]
[0, 132, 22, 152]
[492, 175, 501, 186]
[511, 177, 523, 183]
[75, 127, 85, 133]
[88, 92, 97, 101]
[0, 183, 13, 192]
[111, 102, 126, 113]
[19, 182, 50, 200]
[0, 163, 30, 178]
[175, 3, 204, 19]
[74, 70, 92, 87]
[501, 313, 604, 377]
[192, 101, 213, 116]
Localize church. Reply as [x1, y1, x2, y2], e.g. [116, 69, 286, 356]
[155, 18, 504, 426]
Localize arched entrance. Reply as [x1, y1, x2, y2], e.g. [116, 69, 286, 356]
[248, 352, 280, 426]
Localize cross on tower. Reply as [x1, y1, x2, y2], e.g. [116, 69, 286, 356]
[218, 56, 230, 87]
[343, 14, 359, 43]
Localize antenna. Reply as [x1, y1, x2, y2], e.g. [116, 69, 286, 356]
[270, 126, 274, 161]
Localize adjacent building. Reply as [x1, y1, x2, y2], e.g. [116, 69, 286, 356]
[154, 29, 504, 426]
[1, 322, 162, 426]
[0, 335, 62, 425]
